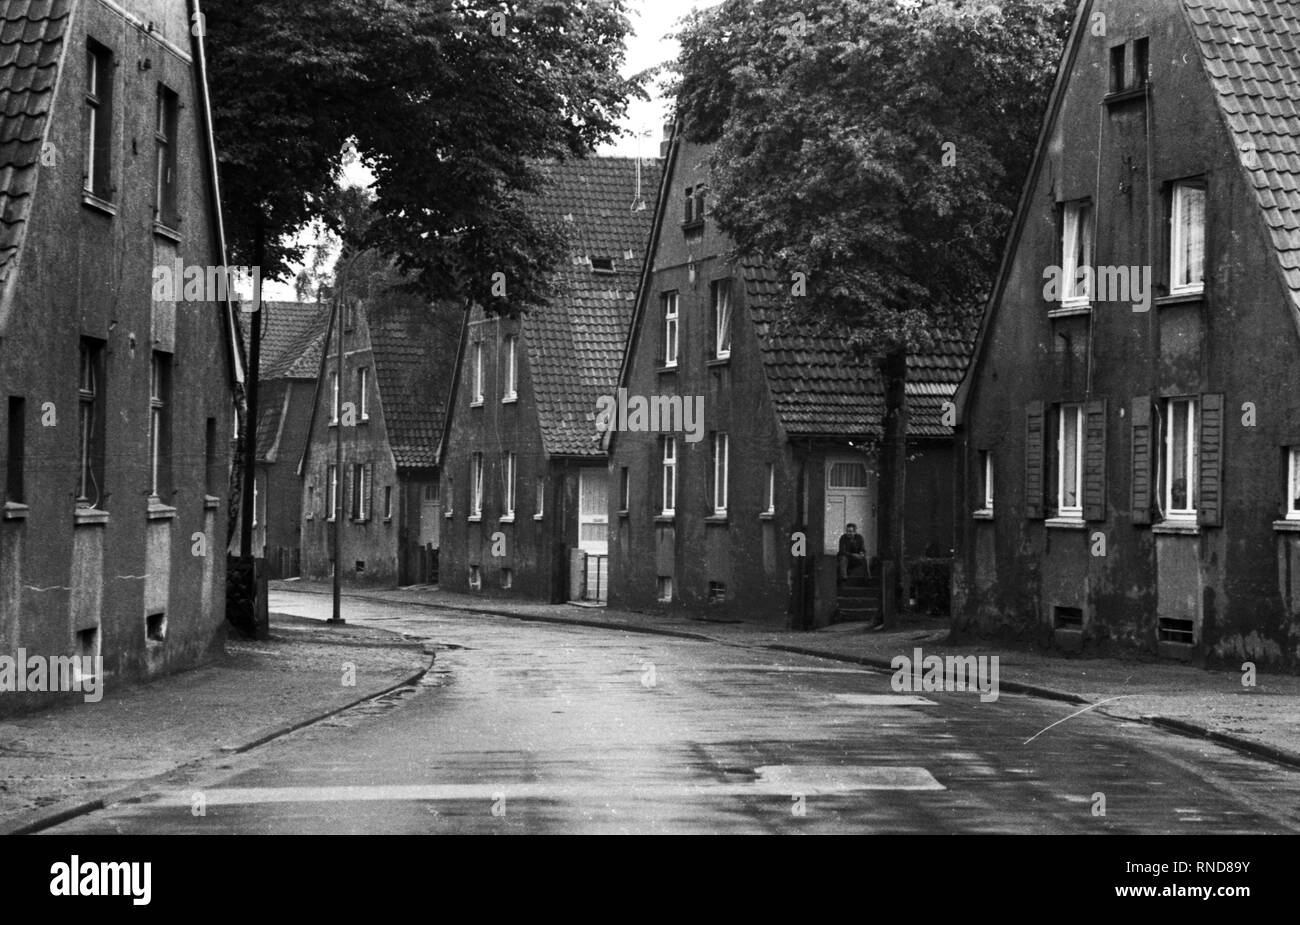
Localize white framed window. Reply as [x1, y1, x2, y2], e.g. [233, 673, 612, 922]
[149, 352, 170, 500]
[662, 292, 679, 368]
[661, 437, 677, 515]
[350, 463, 370, 521]
[764, 463, 775, 515]
[501, 452, 516, 519]
[471, 453, 484, 518]
[534, 476, 545, 519]
[358, 366, 369, 420]
[979, 450, 994, 513]
[502, 335, 518, 402]
[384, 485, 393, 520]
[329, 371, 339, 424]
[712, 433, 729, 515]
[620, 467, 630, 513]
[1288, 448, 1300, 520]
[77, 339, 104, 508]
[306, 484, 315, 520]
[326, 464, 338, 521]
[712, 280, 732, 359]
[154, 84, 178, 227]
[1061, 201, 1093, 307]
[252, 473, 259, 526]
[84, 42, 113, 200]
[1170, 181, 1206, 296]
[1057, 404, 1083, 518]
[1162, 397, 1198, 519]
[444, 475, 454, 518]
[472, 341, 484, 405]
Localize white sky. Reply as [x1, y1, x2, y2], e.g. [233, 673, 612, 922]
[262, 0, 715, 301]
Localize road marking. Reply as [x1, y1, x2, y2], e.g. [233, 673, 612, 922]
[833, 694, 937, 706]
[143, 768, 945, 807]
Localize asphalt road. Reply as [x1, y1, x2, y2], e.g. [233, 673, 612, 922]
[44, 594, 1300, 834]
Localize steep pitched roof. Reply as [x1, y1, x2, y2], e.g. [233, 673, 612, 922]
[0, 0, 71, 287]
[238, 301, 330, 380]
[744, 262, 974, 440]
[525, 156, 661, 456]
[367, 293, 461, 469]
[1184, 0, 1300, 312]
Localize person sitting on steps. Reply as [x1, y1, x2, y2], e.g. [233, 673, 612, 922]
[837, 523, 870, 582]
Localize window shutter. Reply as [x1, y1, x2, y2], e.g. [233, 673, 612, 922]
[1025, 401, 1045, 519]
[1198, 392, 1224, 527]
[1084, 399, 1107, 521]
[1131, 397, 1153, 525]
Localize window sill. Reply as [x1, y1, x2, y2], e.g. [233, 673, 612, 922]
[467, 514, 482, 523]
[534, 513, 545, 521]
[470, 401, 484, 409]
[1153, 520, 1199, 536]
[759, 511, 774, 521]
[972, 509, 994, 521]
[148, 500, 178, 521]
[502, 396, 518, 405]
[358, 416, 369, 425]
[617, 510, 628, 519]
[655, 514, 675, 524]
[4, 502, 29, 521]
[1046, 301, 1092, 318]
[328, 421, 339, 428]
[1104, 86, 1148, 106]
[1155, 291, 1204, 308]
[204, 494, 220, 510]
[444, 511, 454, 519]
[499, 515, 515, 524]
[74, 507, 109, 526]
[704, 513, 728, 524]
[152, 221, 181, 243]
[81, 192, 117, 216]
[707, 356, 730, 368]
[1044, 516, 1086, 530]
[657, 365, 678, 375]
[681, 219, 704, 234]
[383, 517, 393, 524]
[1273, 519, 1300, 533]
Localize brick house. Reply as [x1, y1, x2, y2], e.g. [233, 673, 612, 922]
[608, 128, 969, 628]
[238, 301, 329, 578]
[952, 0, 1300, 666]
[298, 286, 459, 586]
[0, 0, 243, 711]
[438, 156, 660, 602]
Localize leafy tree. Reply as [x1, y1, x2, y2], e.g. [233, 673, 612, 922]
[202, 0, 641, 560]
[672, 0, 1071, 614]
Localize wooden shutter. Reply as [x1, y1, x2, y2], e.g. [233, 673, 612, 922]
[1131, 397, 1153, 525]
[1084, 399, 1107, 521]
[1025, 401, 1045, 519]
[1198, 392, 1224, 527]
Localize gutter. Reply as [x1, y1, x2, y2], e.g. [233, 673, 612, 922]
[187, 0, 246, 388]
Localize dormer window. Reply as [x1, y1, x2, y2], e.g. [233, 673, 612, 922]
[684, 186, 706, 228]
[590, 257, 615, 274]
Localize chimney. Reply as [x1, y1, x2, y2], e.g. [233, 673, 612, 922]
[660, 120, 675, 159]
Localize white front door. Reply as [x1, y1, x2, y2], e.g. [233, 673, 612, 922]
[578, 469, 609, 554]
[823, 456, 877, 556]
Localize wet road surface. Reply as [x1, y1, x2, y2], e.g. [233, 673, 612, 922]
[45, 594, 1300, 834]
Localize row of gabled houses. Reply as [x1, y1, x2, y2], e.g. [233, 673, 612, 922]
[278, 0, 1300, 669]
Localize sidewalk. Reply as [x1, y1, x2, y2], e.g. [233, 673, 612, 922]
[0, 614, 432, 835]
[273, 578, 1300, 772]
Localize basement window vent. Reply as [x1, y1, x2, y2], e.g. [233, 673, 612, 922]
[657, 576, 673, 603]
[708, 581, 727, 604]
[1158, 617, 1195, 645]
[469, 565, 482, 591]
[1054, 606, 1084, 629]
[355, 560, 366, 576]
[590, 256, 615, 274]
[146, 613, 167, 643]
[501, 568, 513, 590]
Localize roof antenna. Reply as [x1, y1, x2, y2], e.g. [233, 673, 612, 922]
[632, 126, 650, 211]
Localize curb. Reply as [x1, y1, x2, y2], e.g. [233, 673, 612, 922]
[1146, 715, 1300, 772]
[2, 657, 435, 836]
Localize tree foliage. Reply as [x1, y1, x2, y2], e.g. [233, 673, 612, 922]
[205, 0, 642, 315]
[672, 0, 1073, 354]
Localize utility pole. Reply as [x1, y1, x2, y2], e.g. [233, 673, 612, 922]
[329, 292, 346, 625]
